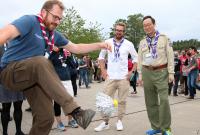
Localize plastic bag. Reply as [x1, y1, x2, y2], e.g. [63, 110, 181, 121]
[95, 92, 116, 117]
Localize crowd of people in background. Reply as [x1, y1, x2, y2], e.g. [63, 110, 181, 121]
[169, 46, 200, 99]
[73, 46, 200, 102]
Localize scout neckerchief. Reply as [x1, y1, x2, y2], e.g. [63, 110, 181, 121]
[146, 31, 160, 59]
[37, 14, 54, 53]
[113, 37, 124, 62]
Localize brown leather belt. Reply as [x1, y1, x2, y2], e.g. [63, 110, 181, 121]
[143, 64, 167, 70]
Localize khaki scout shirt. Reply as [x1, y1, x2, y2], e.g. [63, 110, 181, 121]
[137, 34, 174, 74]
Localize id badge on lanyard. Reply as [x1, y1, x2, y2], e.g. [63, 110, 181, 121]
[144, 53, 153, 65]
[44, 52, 49, 59]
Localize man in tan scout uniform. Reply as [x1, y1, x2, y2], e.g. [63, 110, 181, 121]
[137, 16, 174, 135]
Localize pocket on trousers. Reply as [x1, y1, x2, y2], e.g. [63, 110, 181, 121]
[13, 66, 29, 83]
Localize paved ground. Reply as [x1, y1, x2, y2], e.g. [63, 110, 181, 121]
[1, 81, 200, 135]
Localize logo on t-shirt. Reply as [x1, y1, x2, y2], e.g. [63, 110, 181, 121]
[34, 33, 43, 39]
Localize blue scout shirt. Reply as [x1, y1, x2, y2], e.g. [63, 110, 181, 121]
[1, 15, 68, 67]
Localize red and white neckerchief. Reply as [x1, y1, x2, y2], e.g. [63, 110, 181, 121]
[37, 14, 54, 52]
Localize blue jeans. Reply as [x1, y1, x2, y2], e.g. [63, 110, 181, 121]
[187, 69, 200, 97]
[79, 68, 88, 87]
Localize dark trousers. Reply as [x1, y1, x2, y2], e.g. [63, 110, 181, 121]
[183, 76, 189, 95]
[1, 101, 23, 135]
[168, 71, 180, 95]
[173, 71, 181, 94]
[71, 73, 78, 96]
[0, 56, 79, 135]
[54, 101, 61, 117]
[130, 71, 138, 92]
[180, 75, 188, 95]
[168, 82, 173, 95]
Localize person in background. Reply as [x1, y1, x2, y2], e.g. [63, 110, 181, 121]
[137, 16, 174, 135]
[128, 54, 138, 94]
[0, 44, 26, 135]
[49, 48, 78, 131]
[78, 56, 90, 88]
[65, 52, 79, 97]
[181, 50, 191, 96]
[168, 52, 181, 96]
[185, 46, 200, 99]
[0, 85, 26, 135]
[179, 50, 188, 95]
[93, 60, 99, 81]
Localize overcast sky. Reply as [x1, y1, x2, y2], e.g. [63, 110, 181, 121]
[1, 0, 199, 41]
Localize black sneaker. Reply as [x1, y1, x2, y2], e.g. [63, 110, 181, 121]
[73, 109, 96, 129]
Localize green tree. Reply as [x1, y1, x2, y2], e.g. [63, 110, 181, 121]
[126, 14, 145, 49]
[173, 39, 200, 51]
[56, 7, 104, 59]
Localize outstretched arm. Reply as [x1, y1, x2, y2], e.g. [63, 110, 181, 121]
[0, 24, 20, 45]
[63, 42, 111, 54]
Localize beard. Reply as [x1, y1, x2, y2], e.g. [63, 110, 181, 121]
[43, 17, 57, 31]
[115, 34, 124, 40]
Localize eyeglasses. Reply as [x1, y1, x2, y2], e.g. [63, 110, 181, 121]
[143, 23, 153, 28]
[46, 10, 63, 22]
[115, 29, 124, 32]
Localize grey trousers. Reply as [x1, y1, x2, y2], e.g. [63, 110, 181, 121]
[0, 56, 79, 135]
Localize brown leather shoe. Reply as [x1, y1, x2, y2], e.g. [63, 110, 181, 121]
[73, 109, 96, 129]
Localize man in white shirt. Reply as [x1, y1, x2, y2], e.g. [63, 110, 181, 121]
[94, 22, 138, 132]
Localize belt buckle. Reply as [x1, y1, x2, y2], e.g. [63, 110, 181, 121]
[148, 65, 154, 70]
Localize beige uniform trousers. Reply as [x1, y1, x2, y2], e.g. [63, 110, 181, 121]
[103, 79, 129, 121]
